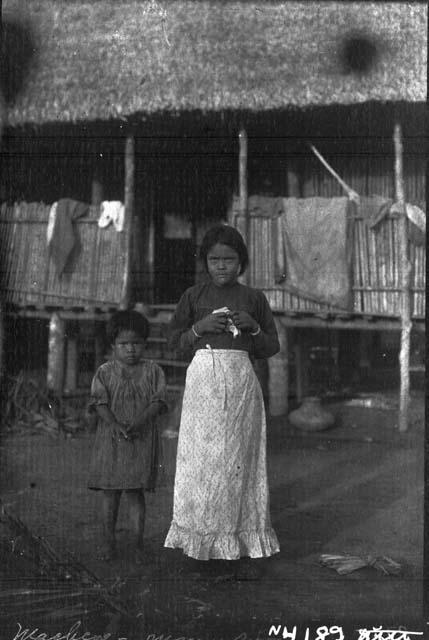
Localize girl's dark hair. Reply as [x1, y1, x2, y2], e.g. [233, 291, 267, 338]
[199, 224, 249, 275]
[107, 310, 150, 344]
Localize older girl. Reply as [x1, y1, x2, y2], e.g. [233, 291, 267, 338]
[164, 225, 280, 567]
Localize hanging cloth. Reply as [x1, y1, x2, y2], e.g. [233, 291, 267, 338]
[359, 197, 426, 246]
[47, 198, 89, 275]
[98, 201, 125, 231]
[279, 197, 352, 308]
[390, 201, 426, 246]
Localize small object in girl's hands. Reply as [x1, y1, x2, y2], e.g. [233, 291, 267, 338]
[212, 307, 241, 337]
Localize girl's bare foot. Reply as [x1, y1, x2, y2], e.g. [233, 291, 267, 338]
[234, 558, 260, 581]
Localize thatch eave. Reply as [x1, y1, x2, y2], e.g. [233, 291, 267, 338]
[2, 1, 427, 127]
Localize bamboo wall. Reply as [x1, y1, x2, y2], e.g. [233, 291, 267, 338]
[0, 202, 128, 310]
[233, 211, 425, 319]
[352, 215, 425, 318]
[1, 120, 424, 312]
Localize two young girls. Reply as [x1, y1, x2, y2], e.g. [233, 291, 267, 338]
[89, 224, 280, 567]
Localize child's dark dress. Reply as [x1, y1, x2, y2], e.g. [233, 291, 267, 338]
[88, 359, 166, 491]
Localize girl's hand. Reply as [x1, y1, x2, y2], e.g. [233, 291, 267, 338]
[126, 421, 149, 440]
[194, 312, 228, 335]
[125, 426, 138, 440]
[231, 311, 259, 333]
[111, 422, 130, 442]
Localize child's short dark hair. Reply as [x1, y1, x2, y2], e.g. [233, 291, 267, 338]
[199, 225, 249, 275]
[107, 310, 150, 344]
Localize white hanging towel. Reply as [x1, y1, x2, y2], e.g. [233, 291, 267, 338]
[98, 201, 125, 231]
[46, 202, 58, 243]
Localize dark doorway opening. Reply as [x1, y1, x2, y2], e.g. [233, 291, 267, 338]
[154, 237, 196, 304]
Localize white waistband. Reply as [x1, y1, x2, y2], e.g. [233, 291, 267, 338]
[195, 348, 249, 358]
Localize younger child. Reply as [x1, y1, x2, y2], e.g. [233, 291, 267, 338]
[88, 310, 167, 561]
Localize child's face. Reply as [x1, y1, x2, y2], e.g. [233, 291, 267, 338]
[207, 243, 240, 287]
[113, 330, 145, 366]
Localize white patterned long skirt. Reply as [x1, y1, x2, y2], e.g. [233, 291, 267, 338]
[164, 348, 279, 560]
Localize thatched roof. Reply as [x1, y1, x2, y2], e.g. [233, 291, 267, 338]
[2, 1, 427, 125]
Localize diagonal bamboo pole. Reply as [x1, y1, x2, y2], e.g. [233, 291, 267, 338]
[394, 123, 411, 433]
[309, 144, 360, 202]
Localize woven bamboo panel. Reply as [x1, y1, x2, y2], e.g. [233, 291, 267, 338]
[410, 241, 425, 318]
[352, 216, 425, 318]
[0, 202, 128, 309]
[232, 211, 425, 318]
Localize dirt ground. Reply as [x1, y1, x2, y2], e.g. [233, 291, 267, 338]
[0, 391, 424, 640]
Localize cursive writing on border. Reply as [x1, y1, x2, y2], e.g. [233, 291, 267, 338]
[12, 620, 127, 640]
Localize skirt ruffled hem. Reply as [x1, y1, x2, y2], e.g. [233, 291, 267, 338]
[164, 521, 280, 560]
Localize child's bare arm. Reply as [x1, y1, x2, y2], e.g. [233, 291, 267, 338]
[127, 400, 167, 437]
[95, 405, 129, 440]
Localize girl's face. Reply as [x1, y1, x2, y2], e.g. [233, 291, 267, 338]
[113, 330, 145, 366]
[207, 243, 240, 287]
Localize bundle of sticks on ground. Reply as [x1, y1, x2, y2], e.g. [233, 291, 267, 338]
[2, 371, 83, 436]
[0, 502, 130, 629]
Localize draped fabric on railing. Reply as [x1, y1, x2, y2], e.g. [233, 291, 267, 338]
[229, 195, 425, 318]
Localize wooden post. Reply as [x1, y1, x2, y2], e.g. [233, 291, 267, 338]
[287, 168, 300, 198]
[0, 303, 4, 415]
[91, 172, 103, 207]
[294, 340, 304, 404]
[147, 211, 155, 304]
[267, 164, 301, 413]
[64, 336, 78, 393]
[294, 330, 311, 402]
[358, 331, 372, 383]
[120, 135, 135, 310]
[268, 317, 289, 416]
[0, 302, 4, 379]
[47, 313, 65, 394]
[238, 128, 249, 283]
[394, 123, 412, 433]
[95, 332, 105, 368]
[285, 167, 302, 405]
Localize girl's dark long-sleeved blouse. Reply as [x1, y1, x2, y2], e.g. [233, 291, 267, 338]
[168, 282, 280, 360]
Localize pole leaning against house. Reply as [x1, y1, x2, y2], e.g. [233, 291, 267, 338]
[394, 123, 411, 433]
[120, 134, 135, 310]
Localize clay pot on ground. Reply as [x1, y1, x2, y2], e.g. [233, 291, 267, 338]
[288, 396, 335, 432]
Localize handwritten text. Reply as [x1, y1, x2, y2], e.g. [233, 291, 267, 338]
[12, 620, 127, 640]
